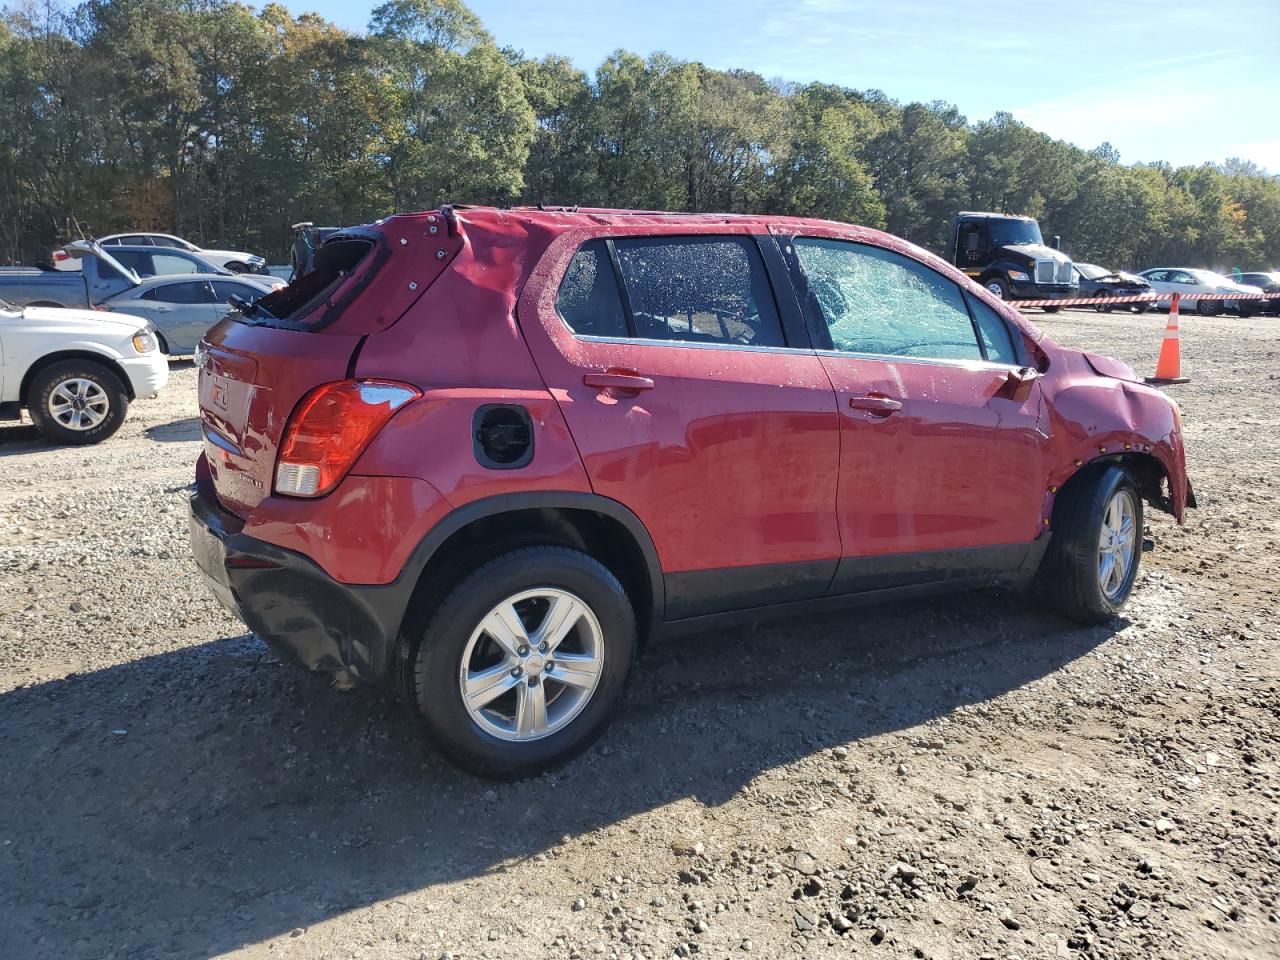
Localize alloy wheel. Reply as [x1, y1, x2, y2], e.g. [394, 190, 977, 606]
[47, 378, 110, 431]
[458, 588, 604, 742]
[1097, 490, 1138, 601]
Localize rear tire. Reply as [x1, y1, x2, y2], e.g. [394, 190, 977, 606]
[1196, 298, 1220, 316]
[1042, 305, 1062, 313]
[1035, 464, 1143, 624]
[26, 359, 129, 445]
[412, 546, 637, 780]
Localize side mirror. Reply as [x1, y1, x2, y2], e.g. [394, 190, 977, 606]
[1051, 235, 1061, 250]
[1004, 366, 1041, 403]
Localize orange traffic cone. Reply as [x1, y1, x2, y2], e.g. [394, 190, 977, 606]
[1145, 293, 1190, 385]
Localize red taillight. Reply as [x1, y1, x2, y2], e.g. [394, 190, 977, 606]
[52, 251, 69, 262]
[274, 380, 420, 497]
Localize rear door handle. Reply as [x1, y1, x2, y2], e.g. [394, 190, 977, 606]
[848, 395, 902, 415]
[584, 372, 655, 392]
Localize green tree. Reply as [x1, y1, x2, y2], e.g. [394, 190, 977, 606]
[770, 83, 885, 227]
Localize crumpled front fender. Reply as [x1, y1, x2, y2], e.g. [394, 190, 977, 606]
[1041, 357, 1191, 523]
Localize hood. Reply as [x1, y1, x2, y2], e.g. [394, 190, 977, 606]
[1082, 350, 1141, 383]
[1115, 271, 1149, 285]
[21, 304, 149, 334]
[1003, 242, 1071, 263]
[201, 248, 262, 263]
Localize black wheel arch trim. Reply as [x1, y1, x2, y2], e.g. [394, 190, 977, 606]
[394, 491, 666, 627]
[21, 350, 136, 402]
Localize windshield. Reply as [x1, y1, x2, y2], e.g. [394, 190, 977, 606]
[1075, 263, 1110, 280]
[987, 219, 1044, 247]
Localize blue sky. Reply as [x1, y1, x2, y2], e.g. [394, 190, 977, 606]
[284, 0, 1279, 172]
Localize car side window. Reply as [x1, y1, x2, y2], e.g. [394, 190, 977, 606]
[210, 280, 258, 302]
[110, 251, 150, 275]
[964, 292, 1021, 364]
[152, 253, 199, 275]
[793, 237, 983, 361]
[613, 236, 785, 347]
[152, 281, 214, 304]
[120, 235, 150, 246]
[555, 240, 629, 338]
[151, 236, 183, 249]
[1170, 271, 1193, 284]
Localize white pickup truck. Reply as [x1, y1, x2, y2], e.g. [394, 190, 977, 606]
[0, 298, 168, 444]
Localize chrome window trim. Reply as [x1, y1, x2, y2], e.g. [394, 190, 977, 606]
[814, 348, 1022, 373]
[568, 332, 1023, 371]
[570, 333, 815, 357]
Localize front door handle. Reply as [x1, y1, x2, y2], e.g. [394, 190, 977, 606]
[848, 395, 902, 416]
[584, 372, 655, 392]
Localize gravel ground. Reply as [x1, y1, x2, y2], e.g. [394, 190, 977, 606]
[2, 309, 1278, 960]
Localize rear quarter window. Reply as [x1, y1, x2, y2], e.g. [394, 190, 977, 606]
[556, 240, 629, 338]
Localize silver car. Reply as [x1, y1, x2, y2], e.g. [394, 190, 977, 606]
[99, 275, 280, 355]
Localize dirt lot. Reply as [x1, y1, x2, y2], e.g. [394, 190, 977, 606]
[2, 307, 1279, 960]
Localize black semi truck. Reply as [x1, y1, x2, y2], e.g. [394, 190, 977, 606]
[951, 212, 1078, 312]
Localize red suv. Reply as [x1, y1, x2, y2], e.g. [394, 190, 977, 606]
[190, 207, 1194, 778]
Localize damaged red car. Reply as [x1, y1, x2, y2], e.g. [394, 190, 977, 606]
[189, 207, 1194, 778]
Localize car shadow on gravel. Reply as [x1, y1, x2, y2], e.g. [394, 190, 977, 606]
[0, 422, 44, 449]
[0, 592, 1119, 959]
[144, 417, 201, 442]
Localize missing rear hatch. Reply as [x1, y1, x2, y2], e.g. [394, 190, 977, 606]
[254, 236, 378, 328]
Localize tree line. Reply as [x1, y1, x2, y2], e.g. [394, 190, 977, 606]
[2, 0, 1278, 270]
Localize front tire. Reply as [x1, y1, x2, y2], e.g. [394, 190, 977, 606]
[26, 359, 129, 445]
[984, 277, 1009, 300]
[412, 546, 637, 779]
[1196, 298, 1220, 316]
[1036, 465, 1143, 623]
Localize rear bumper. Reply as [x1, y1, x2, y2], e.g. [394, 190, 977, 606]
[189, 485, 408, 685]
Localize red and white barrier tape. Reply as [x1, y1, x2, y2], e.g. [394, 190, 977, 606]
[1013, 291, 1280, 309]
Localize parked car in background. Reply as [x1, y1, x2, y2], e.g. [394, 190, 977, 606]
[190, 206, 1194, 779]
[1136, 268, 1264, 316]
[99, 274, 281, 355]
[1072, 263, 1153, 312]
[102, 245, 231, 279]
[290, 222, 344, 279]
[0, 241, 138, 308]
[0, 296, 167, 444]
[1235, 272, 1280, 315]
[97, 233, 268, 274]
